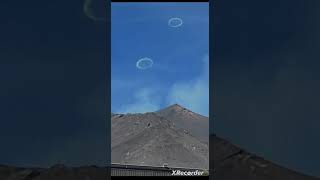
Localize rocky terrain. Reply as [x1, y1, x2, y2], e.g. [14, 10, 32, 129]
[111, 104, 209, 169]
[156, 104, 209, 143]
[0, 104, 319, 179]
[212, 135, 319, 179]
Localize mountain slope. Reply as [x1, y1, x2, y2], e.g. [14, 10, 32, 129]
[212, 135, 319, 180]
[156, 104, 209, 143]
[111, 112, 209, 169]
[0, 105, 318, 178]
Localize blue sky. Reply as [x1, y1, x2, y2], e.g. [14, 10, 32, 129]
[111, 3, 209, 116]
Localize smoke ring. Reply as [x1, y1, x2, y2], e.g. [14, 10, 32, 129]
[168, 17, 183, 28]
[136, 58, 153, 70]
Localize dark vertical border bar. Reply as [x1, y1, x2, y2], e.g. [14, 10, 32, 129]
[107, 0, 112, 178]
[209, 0, 214, 179]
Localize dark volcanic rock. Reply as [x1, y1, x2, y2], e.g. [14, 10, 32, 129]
[0, 165, 43, 180]
[212, 135, 319, 180]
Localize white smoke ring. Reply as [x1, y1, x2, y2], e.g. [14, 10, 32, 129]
[168, 17, 183, 28]
[136, 57, 154, 70]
